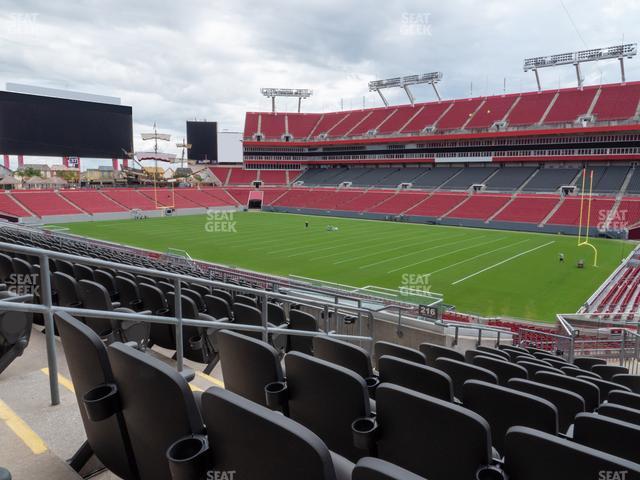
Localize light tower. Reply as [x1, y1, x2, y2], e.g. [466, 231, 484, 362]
[523, 43, 637, 91]
[260, 88, 313, 113]
[369, 72, 443, 106]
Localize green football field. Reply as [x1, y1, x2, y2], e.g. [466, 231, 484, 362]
[55, 212, 635, 322]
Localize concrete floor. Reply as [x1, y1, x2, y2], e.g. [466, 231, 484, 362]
[0, 326, 225, 479]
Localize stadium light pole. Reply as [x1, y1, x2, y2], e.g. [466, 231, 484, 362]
[260, 88, 313, 113]
[523, 43, 637, 90]
[368, 72, 443, 106]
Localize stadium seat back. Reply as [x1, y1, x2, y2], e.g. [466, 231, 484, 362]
[217, 329, 284, 407]
[591, 364, 629, 381]
[52, 271, 82, 307]
[608, 390, 640, 410]
[573, 412, 640, 463]
[463, 380, 558, 455]
[78, 279, 116, 335]
[94, 269, 117, 299]
[139, 283, 175, 349]
[611, 374, 640, 394]
[108, 342, 204, 480]
[476, 345, 511, 361]
[434, 357, 498, 400]
[573, 356, 607, 370]
[517, 360, 564, 377]
[374, 341, 425, 368]
[503, 426, 640, 480]
[288, 309, 319, 355]
[54, 312, 137, 479]
[378, 355, 453, 401]
[199, 387, 342, 480]
[507, 378, 584, 433]
[464, 348, 504, 364]
[73, 263, 95, 281]
[535, 371, 600, 411]
[577, 375, 631, 401]
[418, 342, 464, 366]
[313, 335, 373, 380]
[204, 295, 232, 321]
[472, 355, 528, 386]
[598, 403, 640, 426]
[285, 351, 370, 461]
[232, 302, 263, 339]
[212, 288, 233, 305]
[352, 457, 426, 480]
[375, 383, 492, 480]
[0, 309, 33, 376]
[0, 253, 13, 282]
[234, 294, 258, 308]
[114, 276, 141, 310]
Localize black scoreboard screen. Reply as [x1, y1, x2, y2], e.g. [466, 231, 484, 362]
[186, 121, 218, 163]
[0, 91, 133, 158]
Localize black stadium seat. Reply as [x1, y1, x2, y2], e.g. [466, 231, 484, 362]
[108, 342, 205, 480]
[517, 360, 564, 377]
[52, 271, 82, 308]
[578, 375, 631, 400]
[609, 390, 640, 410]
[476, 345, 511, 361]
[186, 387, 353, 480]
[434, 357, 498, 400]
[374, 341, 425, 367]
[203, 294, 232, 321]
[371, 383, 497, 480]
[598, 403, 640, 426]
[573, 356, 607, 370]
[612, 374, 640, 394]
[284, 351, 371, 462]
[507, 378, 584, 433]
[288, 309, 320, 355]
[464, 348, 505, 364]
[352, 457, 426, 480]
[312, 335, 378, 396]
[535, 371, 600, 411]
[217, 329, 285, 409]
[591, 364, 629, 381]
[463, 380, 558, 455]
[54, 312, 137, 479]
[378, 355, 453, 402]
[503, 426, 640, 480]
[418, 342, 464, 365]
[573, 412, 640, 463]
[472, 355, 528, 386]
[0, 302, 33, 376]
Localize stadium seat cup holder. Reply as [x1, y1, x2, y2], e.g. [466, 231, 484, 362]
[167, 434, 210, 480]
[265, 381, 289, 412]
[83, 383, 120, 422]
[351, 417, 378, 452]
[99, 329, 118, 345]
[476, 465, 507, 480]
[189, 335, 204, 351]
[156, 307, 170, 316]
[365, 376, 380, 396]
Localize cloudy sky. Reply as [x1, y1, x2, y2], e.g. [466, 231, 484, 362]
[1, 0, 639, 165]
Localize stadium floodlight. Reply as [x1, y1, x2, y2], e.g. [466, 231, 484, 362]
[368, 72, 443, 106]
[523, 43, 637, 90]
[260, 88, 313, 113]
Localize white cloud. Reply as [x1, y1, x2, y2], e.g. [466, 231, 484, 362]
[0, 0, 638, 167]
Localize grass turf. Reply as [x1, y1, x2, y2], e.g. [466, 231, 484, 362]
[56, 212, 635, 322]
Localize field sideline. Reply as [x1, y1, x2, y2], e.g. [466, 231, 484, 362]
[56, 212, 635, 322]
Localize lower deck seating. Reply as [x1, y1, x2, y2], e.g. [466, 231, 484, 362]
[494, 195, 560, 224]
[405, 193, 468, 217]
[60, 190, 127, 213]
[11, 191, 82, 216]
[446, 194, 511, 220]
[0, 192, 31, 217]
[546, 197, 616, 227]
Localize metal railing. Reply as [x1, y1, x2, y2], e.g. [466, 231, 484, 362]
[0, 241, 377, 406]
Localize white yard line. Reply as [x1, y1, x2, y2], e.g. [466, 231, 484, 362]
[450, 241, 556, 285]
[331, 233, 452, 265]
[387, 237, 505, 274]
[358, 233, 476, 269]
[427, 239, 531, 275]
[288, 230, 400, 258]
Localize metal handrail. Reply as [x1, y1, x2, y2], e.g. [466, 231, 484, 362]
[0, 240, 377, 406]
